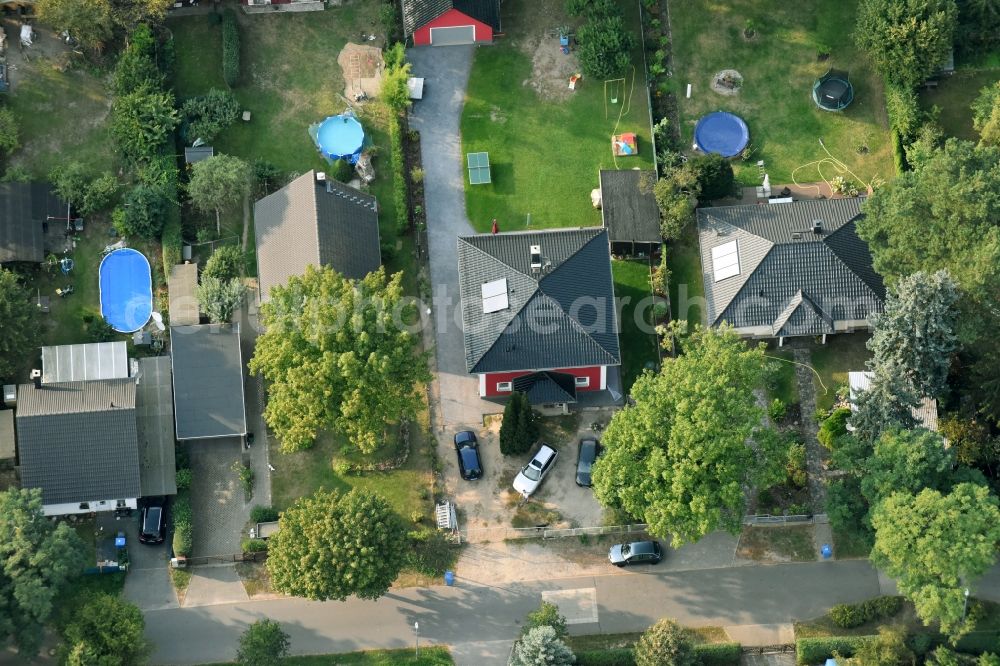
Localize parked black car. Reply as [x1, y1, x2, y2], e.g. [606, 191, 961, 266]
[575, 437, 601, 487]
[608, 540, 663, 567]
[454, 430, 483, 481]
[139, 498, 166, 545]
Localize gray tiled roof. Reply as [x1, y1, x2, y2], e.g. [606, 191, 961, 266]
[0, 182, 65, 263]
[697, 198, 885, 336]
[401, 0, 501, 36]
[513, 371, 577, 404]
[254, 171, 380, 303]
[170, 323, 247, 440]
[457, 228, 621, 373]
[16, 379, 140, 505]
[599, 170, 661, 244]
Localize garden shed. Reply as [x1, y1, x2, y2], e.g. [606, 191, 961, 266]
[401, 0, 501, 46]
[599, 169, 661, 257]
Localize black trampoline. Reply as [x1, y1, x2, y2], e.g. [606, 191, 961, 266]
[813, 69, 854, 112]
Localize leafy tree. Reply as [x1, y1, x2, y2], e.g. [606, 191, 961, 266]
[576, 15, 634, 79]
[65, 642, 100, 666]
[515, 394, 539, 454]
[825, 476, 873, 548]
[111, 24, 162, 96]
[115, 184, 167, 238]
[861, 428, 954, 505]
[250, 266, 429, 454]
[266, 489, 406, 601]
[592, 325, 784, 544]
[868, 270, 960, 399]
[849, 369, 919, 444]
[523, 601, 568, 639]
[852, 625, 915, 666]
[49, 161, 90, 211]
[654, 162, 700, 240]
[182, 88, 240, 142]
[237, 619, 290, 666]
[634, 619, 697, 666]
[854, 0, 958, 88]
[0, 489, 86, 655]
[111, 89, 180, 163]
[886, 82, 925, 142]
[972, 80, 1000, 146]
[380, 60, 412, 113]
[0, 108, 18, 157]
[110, 0, 173, 31]
[690, 154, 735, 200]
[36, 0, 113, 50]
[81, 174, 120, 216]
[956, 0, 1000, 59]
[511, 626, 576, 666]
[499, 392, 523, 455]
[203, 245, 244, 281]
[941, 415, 999, 472]
[0, 269, 39, 380]
[188, 154, 252, 234]
[61, 594, 150, 666]
[871, 483, 1000, 638]
[197, 276, 246, 324]
[980, 653, 1000, 666]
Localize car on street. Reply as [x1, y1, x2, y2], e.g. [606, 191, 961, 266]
[608, 540, 663, 567]
[454, 430, 483, 480]
[139, 498, 166, 545]
[576, 437, 601, 487]
[513, 444, 558, 497]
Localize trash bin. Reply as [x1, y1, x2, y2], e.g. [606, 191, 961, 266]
[821, 543, 833, 559]
[444, 571, 455, 586]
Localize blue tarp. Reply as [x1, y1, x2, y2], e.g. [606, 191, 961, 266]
[100, 248, 153, 333]
[315, 114, 365, 164]
[694, 111, 750, 158]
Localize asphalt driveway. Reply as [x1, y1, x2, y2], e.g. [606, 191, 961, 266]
[122, 508, 177, 612]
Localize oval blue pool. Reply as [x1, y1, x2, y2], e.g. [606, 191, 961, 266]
[694, 111, 750, 158]
[99, 248, 153, 333]
[315, 114, 365, 164]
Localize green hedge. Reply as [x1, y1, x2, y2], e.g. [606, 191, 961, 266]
[796, 636, 875, 665]
[891, 129, 908, 175]
[575, 648, 634, 666]
[829, 595, 904, 629]
[222, 9, 240, 87]
[172, 491, 193, 557]
[694, 642, 742, 666]
[955, 632, 1000, 656]
[388, 115, 408, 235]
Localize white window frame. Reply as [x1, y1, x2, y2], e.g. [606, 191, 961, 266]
[496, 381, 513, 392]
[575, 376, 590, 388]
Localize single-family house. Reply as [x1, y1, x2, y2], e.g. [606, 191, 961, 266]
[457, 227, 622, 407]
[697, 197, 885, 343]
[599, 169, 661, 257]
[401, 0, 501, 46]
[170, 323, 247, 440]
[254, 170, 381, 303]
[0, 182, 67, 264]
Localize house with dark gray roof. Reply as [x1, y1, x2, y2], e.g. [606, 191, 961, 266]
[697, 197, 885, 343]
[254, 170, 380, 303]
[16, 378, 141, 516]
[170, 323, 247, 440]
[457, 227, 622, 406]
[599, 169, 661, 257]
[402, 0, 500, 46]
[0, 182, 67, 264]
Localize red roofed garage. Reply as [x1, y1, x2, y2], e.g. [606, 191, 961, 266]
[402, 0, 501, 46]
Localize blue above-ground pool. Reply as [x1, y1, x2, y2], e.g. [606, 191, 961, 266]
[694, 111, 750, 158]
[315, 114, 365, 164]
[99, 248, 153, 333]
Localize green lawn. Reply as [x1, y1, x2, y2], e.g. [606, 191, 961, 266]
[665, 225, 704, 327]
[460, 0, 654, 232]
[203, 647, 453, 666]
[765, 347, 800, 407]
[920, 68, 1000, 140]
[5, 60, 115, 177]
[737, 525, 816, 562]
[612, 259, 659, 390]
[808, 333, 871, 411]
[169, 6, 401, 267]
[670, 0, 895, 187]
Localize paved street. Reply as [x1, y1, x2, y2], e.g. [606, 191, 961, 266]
[146, 560, 884, 664]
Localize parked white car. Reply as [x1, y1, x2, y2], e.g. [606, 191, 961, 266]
[512, 444, 558, 497]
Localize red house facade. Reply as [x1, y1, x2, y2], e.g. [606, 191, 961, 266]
[458, 228, 622, 408]
[402, 0, 501, 46]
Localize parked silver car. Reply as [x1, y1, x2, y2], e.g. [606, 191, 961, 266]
[512, 444, 558, 497]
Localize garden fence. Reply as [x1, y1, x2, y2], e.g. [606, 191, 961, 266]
[458, 523, 649, 544]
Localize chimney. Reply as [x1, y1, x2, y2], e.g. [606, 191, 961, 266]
[812, 219, 823, 234]
[315, 171, 326, 183]
[530, 245, 542, 272]
[30, 369, 41, 389]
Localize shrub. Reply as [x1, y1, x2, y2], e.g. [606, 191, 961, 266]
[694, 642, 742, 666]
[117, 185, 167, 238]
[499, 392, 536, 455]
[161, 209, 183, 269]
[768, 398, 787, 423]
[891, 129, 908, 174]
[242, 538, 268, 553]
[80, 174, 120, 216]
[885, 83, 923, 142]
[406, 528, 458, 577]
[388, 115, 409, 235]
[785, 442, 807, 488]
[222, 10, 240, 87]
[112, 24, 161, 96]
[172, 491, 193, 557]
[410, 166, 425, 184]
[175, 468, 193, 491]
[577, 14, 634, 79]
[183, 88, 240, 142]
[818, 408, 852, 449]
[634, 619, 696, 666]
[523, 601, 568, 639]
[330, 158, 354, 183]
[203, 245, 244, 281]
[250, 505, 279, 524]
[796, 636, 875, 664]
[575, 650, 635, 666]
[690, 153, 735, 200]
[0, 107, 19, 157]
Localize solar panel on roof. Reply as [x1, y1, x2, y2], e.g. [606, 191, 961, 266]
[711, 240, 740, 282]
[481, 278, 509, 313]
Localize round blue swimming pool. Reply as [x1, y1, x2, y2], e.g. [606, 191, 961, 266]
[694, 111, 750, 158]
[99, 248, 153, 333]
[315, 114, 365, 164]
